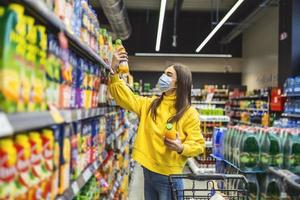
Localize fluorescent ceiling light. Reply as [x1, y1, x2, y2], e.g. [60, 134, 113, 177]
[195, 0, 245, 53]
[155, 0, 167, 52]
[135, 53, 232, 58]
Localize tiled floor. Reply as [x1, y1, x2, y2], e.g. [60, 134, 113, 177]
[128, 164, 207, 200]
[128, 164, 144, 200]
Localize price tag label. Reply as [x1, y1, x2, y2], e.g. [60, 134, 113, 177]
[0, 113, 13, 137]
[49, 105, 64, 123]
[83, 169, 92, 182]
[206, 93, 214, 103]
[72, 182, 79, 194]
[76, 109, 82, 120]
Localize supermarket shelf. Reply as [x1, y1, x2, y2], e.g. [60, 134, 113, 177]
[192, 101, 227, 105]
[232, 119, 263, 127]
[61, 107, 108, 123]
[282, 93, 300, 98]
[0, 108, 107, 138]
[0, 112, 56, 137]
[282, 113, 300, 118]
[200, 115, 230, 122]
[232, 108, 268, 112]
[17, 0, 110, 69]
[187, 158, 215, 174]
[58, 151, 108, 200]
[210, 154, 265, 174]
[230, 95, 268, 100]
[106, 126, 126, 145]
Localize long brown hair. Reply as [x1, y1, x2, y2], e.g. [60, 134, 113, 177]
[149, 64, 192, 123]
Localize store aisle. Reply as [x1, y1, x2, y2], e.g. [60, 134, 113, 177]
[128, 164, 145, 200]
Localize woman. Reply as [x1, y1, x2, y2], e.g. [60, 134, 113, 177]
[108, 50, 205, 200]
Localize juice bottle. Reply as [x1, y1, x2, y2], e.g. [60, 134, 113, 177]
[0, 4, 26, 113]
[165, 123, 177, 140]
[58, 125, 71, 195]
[24, 16, 38, 112]
[40, 130, 54, 200]
[51, 126, 60, 200]
[35, 25, 48, 111]
[115, 39, 129, 74]
[14, 134, 32, 200]
[27, 132, 43, 200]
[283, 129, 300, 173]
[261, 112, 269, 127]
[71, 122, 80, 181]
[0, 138, 17, 199]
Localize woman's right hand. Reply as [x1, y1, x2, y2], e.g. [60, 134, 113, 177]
[110, 49, 128, 74]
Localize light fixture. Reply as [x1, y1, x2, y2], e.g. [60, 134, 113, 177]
[195, 0, 245, 53]
[134, 53, 232, 58]
[155, 0, 167, 52]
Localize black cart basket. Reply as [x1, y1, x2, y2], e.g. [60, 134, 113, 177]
[169, 173, 249, 200]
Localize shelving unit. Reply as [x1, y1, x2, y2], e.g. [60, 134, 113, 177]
[0, 107, 108, 137]
[228, 92, 271, 127]
[13, 0, 110, 70]
[58, 151, 109, 200]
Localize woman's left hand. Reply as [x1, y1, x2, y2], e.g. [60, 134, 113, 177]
[164, 133, 184, 154]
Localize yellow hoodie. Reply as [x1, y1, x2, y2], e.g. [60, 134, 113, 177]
[109, 75, 205, 175]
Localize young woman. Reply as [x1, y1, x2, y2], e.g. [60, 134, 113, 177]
[108, 50, 205, 200]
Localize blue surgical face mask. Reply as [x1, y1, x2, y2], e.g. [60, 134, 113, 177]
[158, 73, 174, 92]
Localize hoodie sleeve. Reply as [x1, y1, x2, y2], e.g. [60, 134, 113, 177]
[108, 74, 149, 116]
[181, 108, 205, 157]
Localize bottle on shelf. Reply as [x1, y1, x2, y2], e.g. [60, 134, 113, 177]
[115, 39, 129, 74]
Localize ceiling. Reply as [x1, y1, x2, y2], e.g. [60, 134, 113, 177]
[92, 0, 278, 57]
[123, 0, 237, 11]
[90, 0, 237, 11]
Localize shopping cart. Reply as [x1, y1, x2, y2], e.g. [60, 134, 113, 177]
[169, 173, 249, 200]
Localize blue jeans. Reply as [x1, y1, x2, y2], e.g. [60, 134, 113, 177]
[143, 167, 183, 200]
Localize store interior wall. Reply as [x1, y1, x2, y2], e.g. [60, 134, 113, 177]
[129, 56, 243, 88]
[128, 56, 243, 72]
[242, 7, 279, 91]
[131, 71, 242, 89]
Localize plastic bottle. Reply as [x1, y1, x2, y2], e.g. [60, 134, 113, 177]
[260, 128, 284, 169]
[14, 134, 32, 200]
[239, 128, 260, 171]
[115, 39, 129, 74]
[0, 138, 17, 199]
[260, 175, 282, 200]
[165, 123, 177, 140]
[283, 129, 300, 173]
[0, 4, 26, 113]
[246, 174, 260, 200]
